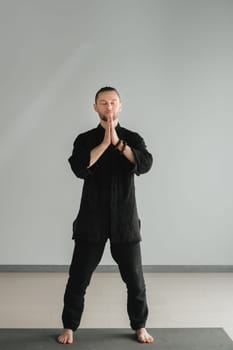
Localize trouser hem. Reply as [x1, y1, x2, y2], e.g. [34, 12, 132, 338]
[131, 323, 146, 331]
[63, 323, 78, 332]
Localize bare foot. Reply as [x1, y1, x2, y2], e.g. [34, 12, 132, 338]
[136, 328, 154, 343]
[57, 328, 73, 344]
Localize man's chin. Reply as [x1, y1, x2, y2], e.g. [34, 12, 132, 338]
[100, 115, 108, 122]
[100, 115, 118, 122]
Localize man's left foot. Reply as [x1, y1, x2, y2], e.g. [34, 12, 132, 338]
[136, 328, 154, 343]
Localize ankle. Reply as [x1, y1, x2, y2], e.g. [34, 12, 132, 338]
[63, 328, 73, 333]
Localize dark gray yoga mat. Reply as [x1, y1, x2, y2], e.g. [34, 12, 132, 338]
[0, 328, 232, 350]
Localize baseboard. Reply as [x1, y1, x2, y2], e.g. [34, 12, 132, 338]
[0, 265, 232, 273]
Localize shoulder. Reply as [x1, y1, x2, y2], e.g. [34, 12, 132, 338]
[73, 127, 97, 146]
[120, 126, 143, 143]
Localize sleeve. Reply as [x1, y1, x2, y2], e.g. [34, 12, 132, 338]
[129, 133, 153, 176]
[68, 134, 96, 179]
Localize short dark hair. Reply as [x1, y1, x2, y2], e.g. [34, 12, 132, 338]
[95, 86, 121, 103]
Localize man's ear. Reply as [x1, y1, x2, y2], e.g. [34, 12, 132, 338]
[93, 103, 97, 112]
[119, 103, 122, 112]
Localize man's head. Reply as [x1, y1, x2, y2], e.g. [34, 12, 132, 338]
[94, 86, 122, 123]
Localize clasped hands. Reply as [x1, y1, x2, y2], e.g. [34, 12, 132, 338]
[102, 115, 120, 148]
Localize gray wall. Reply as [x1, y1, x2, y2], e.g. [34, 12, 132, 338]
[0, 0, 233, 265]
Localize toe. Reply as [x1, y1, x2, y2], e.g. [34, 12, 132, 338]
[57, 336, 62, 344]
[136, 329, 155, 344]
[147, 334, 154, 343]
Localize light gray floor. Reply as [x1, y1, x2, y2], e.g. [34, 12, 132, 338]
[0, 272, 233, 341]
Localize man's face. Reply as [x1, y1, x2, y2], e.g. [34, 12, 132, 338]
[94, 91, 122, 122]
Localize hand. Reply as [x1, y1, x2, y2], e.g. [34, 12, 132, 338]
[109, 116, 120, 146]
[102, 118, 111, 147]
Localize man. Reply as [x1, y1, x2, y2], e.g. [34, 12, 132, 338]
[58, 87, 154, 344]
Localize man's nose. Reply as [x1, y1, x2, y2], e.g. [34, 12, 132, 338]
[106, 104, 112, 110]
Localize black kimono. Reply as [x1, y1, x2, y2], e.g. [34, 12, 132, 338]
[68, 123, 153, 243]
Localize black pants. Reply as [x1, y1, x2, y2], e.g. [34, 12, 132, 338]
[62, 240, 148, 331]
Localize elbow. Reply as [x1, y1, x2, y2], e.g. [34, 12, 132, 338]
[68, 158, 88, 179]
[136, 153, 153, 175]
[71, 167, 91, 180]
[145, 154, 153, 172]
[70, 165, 86, 179]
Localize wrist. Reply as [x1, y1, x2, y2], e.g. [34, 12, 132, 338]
[113, 139, 121, 147]
[120, 140, 127, 153]
[115, 139, 127, 153]
[101, 141, 110, 150]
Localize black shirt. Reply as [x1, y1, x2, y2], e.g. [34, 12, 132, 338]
[68, 123, 153, 243]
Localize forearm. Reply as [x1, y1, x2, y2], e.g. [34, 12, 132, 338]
[115, 141, 136, 164]
[87, 142, 109, 168]
[122, 144, 136, 164]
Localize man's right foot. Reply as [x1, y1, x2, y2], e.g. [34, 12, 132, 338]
[57, 328, 73, 344]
